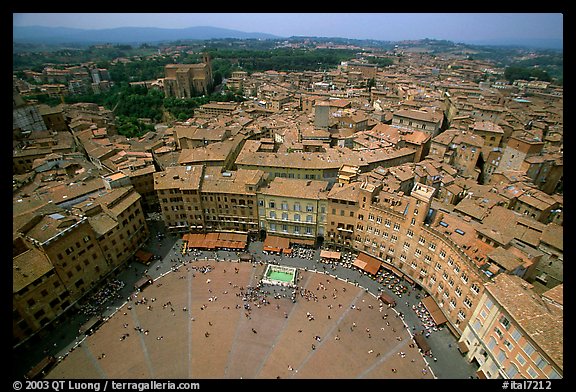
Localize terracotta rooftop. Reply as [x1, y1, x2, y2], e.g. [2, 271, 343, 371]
[153, 165, 204, 191]
[259, 177, 329, 200]
[472, 121, 504, 134]
[327, 182, 361, 202]
[486, 274, 563, 370]
[13, 248, 55, 293]
[487, 247, 523, 271]
[201, 167, 265, 195]
[393, 108, 443, 123]
[539, 223, 563, 251]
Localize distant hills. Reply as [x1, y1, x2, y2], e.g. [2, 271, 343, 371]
[12, 25, 281, 45]
[463, 38, 563, 50]
[13, 25, 563, 51]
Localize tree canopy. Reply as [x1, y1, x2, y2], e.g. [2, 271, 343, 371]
[504, 66, 551, 83]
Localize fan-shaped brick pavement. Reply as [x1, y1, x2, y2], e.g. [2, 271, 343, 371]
[46, 260, 434, 379]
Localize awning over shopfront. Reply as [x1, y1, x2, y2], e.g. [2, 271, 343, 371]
[134, 275, 153, 291]
[263, 235, 291, 251]
[413, 333, 431, 353]
[404, 275, 415, 285]
[290, 237, 315, 247]
[378, 292, 396, 306]
[381, 263, 403, 278]
[183, 233, 203, 248]
[421, 295, 448, 325]
[353, 252, 381, 275]
[182, 232, 248, 250]
[135, 249, 153, 264]
[25, 355, 57, 380]
[204, 233, 219, 249]
[458, 340, 469, 354]
[320, 250, 341, 260]
[239, 253, 253, 261]
[79, 316, 104, 336]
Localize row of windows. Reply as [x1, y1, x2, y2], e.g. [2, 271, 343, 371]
[26, 283, 59, 306]
[358, 221, 433, 244]
[332, 209, 355, 217]
[432, 279, 474, 307]
[268, 223, 314, 235]
[490, 334, 557, 378]
[397, 118, 432, 130]
[359, 224, 483, 298]
[272, 172, 319, 180]
[331, 199, 356, 206]
[162, 196, 254, 206]
[486, 314, 560, 378]
[160, 188, 256, 203]
[268, 211, 314, 222]
[60, 235, 92, 257]
[205, 216, 256, 223]
[262, 200, 317, 212]
[356, 239, 478, 316]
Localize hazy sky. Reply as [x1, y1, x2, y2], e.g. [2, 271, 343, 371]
[13, 13, 563, 44]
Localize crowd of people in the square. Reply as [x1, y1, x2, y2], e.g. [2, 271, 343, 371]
[377, 270, 409, 296]
[287, 245, 316, 260]
[412, 301, 440, 336]
[79, 279, 125, 317]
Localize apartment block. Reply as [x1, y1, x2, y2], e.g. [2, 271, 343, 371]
[496, 133, 545, 174]
[325, 181, 361, 249]
[154, 165, 205, 233]
[13, 185, 149, 346]
[236, 140, 416, 181]
[521, 153, 563, 195]
[13, 247, 72, 345]
[391, 108, 444, 137]
[200, 167, 266, 234]
[13, 214, 107, 345]
[351, 181, 490, 336]
[72, 186, 150, 271]
[19, 214, 108, 303]
[197, 101, 238, 116]
[153, 165, 266, 235]
[258, 177, 329, 245]
[458, 274, 562, 379]
[430, 129, 484, 180]
[471, 121, 504, 155]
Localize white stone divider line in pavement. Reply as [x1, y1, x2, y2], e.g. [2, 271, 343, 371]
[290, 284, 367, 378]
[253, 267, 316, 378]
[80, 339, 108, 378]
[355, 338, 410, 379]
[131, 304, 155, 378]
[187, 266, 194, 379]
